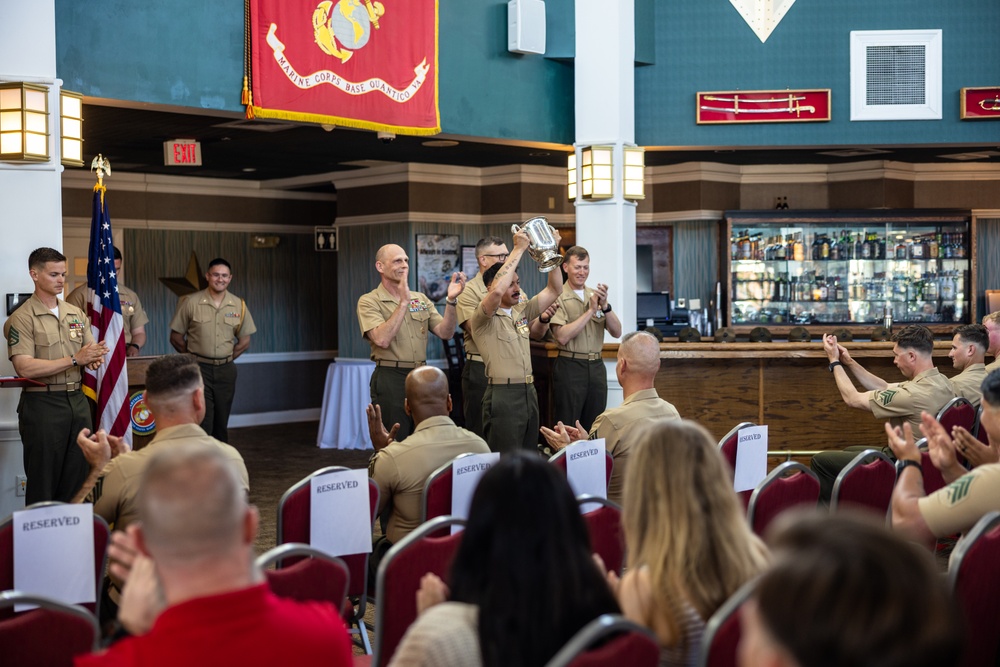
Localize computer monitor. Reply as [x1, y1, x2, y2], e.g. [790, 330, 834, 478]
[636, 292, 670, 321]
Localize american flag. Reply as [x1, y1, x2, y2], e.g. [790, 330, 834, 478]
[81, 187, 131, 445]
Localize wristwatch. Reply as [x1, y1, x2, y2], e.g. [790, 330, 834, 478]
[71, 356, 78, 367]
[445, 298, 458, 306]
[828, 361, 843, 372]
[895, 459, 923, 475]
[601, 304, 612, 314]
[539, 315, 551, 324]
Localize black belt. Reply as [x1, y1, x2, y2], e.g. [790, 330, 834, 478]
[489, 374, 534, 385]
[558, 351, 602, 361]
[193, 354, 234, 366]
[25, 382, 82, 393]
[375, 360, 426, 369]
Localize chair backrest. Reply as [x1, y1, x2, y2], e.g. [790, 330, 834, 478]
[937, 396, 977, 434]
[948, 511, 1000, 667]
[698, 579, 756, 667]
[256, 542, 350, 610]
[576, 495, 625, 576]
[974, 406, 991, 447]
[442, 332, 465, 372]
[421, 452, 478, 524]
[276, 466, 379, 603]
[0, 590, 100, 666]
[718, 422, 756, 509]
[830, 449, 895, 516]
[914, 436, 949, 495]
[545, 613, 660, 667]
[0, 502, 109, 620]
[371, 515, 467, 667]
[548, 448, 614, 488]
[746, 462, 820, 536]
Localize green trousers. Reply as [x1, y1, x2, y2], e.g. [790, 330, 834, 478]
[461, 359, 487, 438]
[552, 357, 607, 432]
[370, 366, 413, 440]
[199, 361, 238, 443]
[18, 390, 92, 504]
[483, 383, 540, 454]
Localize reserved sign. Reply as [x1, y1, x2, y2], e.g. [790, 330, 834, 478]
[13, 503, 95, 611]
[451, 452, 500, 534]
[310, 468, 372, 557]
[565, 438, 608, 509]
[734, 425, 768, 492]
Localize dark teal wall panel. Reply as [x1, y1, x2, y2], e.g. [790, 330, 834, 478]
[637, 0, 1000, 147]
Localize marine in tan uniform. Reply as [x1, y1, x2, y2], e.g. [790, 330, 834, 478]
[812, 325, 956, 500]
[456, 236, 509, 438]
[983, 311, 1000, 373]
[71, 354, 249, 531]
[887, 374, 1000, 549]
[549, 246, 623, 431]
[169, 258, 256, 443]
[4, 247, 109, 504]
[542, 330, 678, 504]
[358, 243, 466, 440]
[945, 324, 989, 407]
[66, 246, 148, 356]
[469, 228, 562, 454]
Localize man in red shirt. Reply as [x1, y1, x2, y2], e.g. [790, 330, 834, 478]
[76, 443, 352, 667]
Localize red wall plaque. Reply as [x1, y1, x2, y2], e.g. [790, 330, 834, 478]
[960, 87, 1000, 120]
[696, 89, 831, 124]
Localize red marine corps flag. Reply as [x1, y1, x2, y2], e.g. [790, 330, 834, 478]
[244, 0, 440, 134]
[81, 156, 131, 446]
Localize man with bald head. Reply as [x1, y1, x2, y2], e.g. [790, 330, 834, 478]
[357, 244, 466, 439]
[365, 366, 488, 571]
[541, 330, 679, 504]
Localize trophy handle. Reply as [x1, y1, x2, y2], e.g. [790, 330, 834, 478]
[510, 223, 521, 234]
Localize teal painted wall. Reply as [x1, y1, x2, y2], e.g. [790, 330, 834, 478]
[636, 0, 1000, 147]
[54, 0, 574, 143]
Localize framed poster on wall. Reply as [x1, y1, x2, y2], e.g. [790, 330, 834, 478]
[462, 245, 478, 278]
[415, 234, 460, 303]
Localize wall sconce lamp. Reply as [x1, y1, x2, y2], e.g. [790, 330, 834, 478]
[567, 153, 577, 201]
[60, 90, 84, 167]
[580, 145, 614, 199]
[623, 146, 645, 200]
[0, 83, 50, 162]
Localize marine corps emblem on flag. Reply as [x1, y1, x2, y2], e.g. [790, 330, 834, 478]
[246, 0, 440, 134]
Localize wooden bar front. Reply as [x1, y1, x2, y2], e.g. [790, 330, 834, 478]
[531, 341, 961, 454]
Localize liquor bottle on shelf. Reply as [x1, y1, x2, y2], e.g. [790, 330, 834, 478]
[793, 233, 805, 261]
[861, 233, 872, 259]
[928, 233, 939, 259]
[895, 239, 907, 259]
[942, 233, 953, 259]
[853, 233, 863, 260]
[775, 234, 787, 260]
[821, 235, 830, 260]
[955, 234, 966, 258]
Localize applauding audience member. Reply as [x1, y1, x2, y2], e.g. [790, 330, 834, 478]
[739, 512, 960, 667]
[389, 453, 618, 667]
[613, 419, 769, 667]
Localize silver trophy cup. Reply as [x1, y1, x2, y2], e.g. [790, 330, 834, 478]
[511, 217, 563, 273]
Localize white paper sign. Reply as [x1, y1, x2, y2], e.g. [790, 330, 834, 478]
[310, 468, 373, 557]
[451, 452, 500, 534]
[734, 425, 768, 492]
[565, 439, 608, 508]
[13, 503, 95, 611]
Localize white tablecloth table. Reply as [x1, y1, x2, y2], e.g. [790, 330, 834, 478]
[317, 359, 376, 450]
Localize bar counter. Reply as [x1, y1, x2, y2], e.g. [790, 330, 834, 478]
[530, 340, 961, 454]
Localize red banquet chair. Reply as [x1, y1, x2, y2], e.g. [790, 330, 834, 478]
[356, 515, 467, 667]
[544, 613, 660, 667]
[718, 421, 756, 509]
[0, 590, 100, 667]
[576, 495, 625, 576]
[974, 406, 991, 448]
[914, 437, 949, 495]
[0, 502, 109, 621]
[948, 511, 1000, 667]
[256, 542, 350, 612]
[698, 580, 756, 667]
[746, 462, 820, 537]
[830, 449, 895, 517]
[937, 396, 977, 435]
[420, 452, 479, 523]
[277, 466, 379, 654]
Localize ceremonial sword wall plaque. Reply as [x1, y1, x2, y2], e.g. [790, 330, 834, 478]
[960, 87, 1000, 120]
[696, 89, 831, 124]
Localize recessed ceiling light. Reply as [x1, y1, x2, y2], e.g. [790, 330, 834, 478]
[422, 140, 459, 147]
[939, 150, 1000, 161]
[242, 167, 257, 172]
[528, 151, 550, 157]
[816, 148, 891, 158]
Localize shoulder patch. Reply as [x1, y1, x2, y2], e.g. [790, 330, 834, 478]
[944, 475, 974, 506]
[6, 326, 19, 347]
[875, 389, 898, 406]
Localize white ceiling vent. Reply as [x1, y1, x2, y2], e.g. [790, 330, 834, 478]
[850, 30, 942, 121]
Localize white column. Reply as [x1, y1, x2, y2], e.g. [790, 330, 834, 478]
[0, 0, 64, 517]
[574, 0, 637, 409]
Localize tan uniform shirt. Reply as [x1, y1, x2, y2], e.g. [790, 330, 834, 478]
[918, 462, 1000, 538]
[986, 357, 1000, 374]
[4, 295, 93, 385]
[550, 283, 609, 354]
[368, 415, 489, 544]
[169, 289, 257, 358]
[469, 296, 540, 382]
[867, 367, 956, 433]
[95, 423, 250, 530]
[948, 363, 987, 408]
[66, 283, 148, 345]
[456, 274, 487, 356]
[589, 388, 681, 504]
[357, 284, 442, 363]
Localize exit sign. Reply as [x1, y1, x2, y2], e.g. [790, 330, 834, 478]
[164, 139, 202, 166]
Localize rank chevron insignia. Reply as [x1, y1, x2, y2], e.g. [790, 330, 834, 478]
[728, 0, 797, 43]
